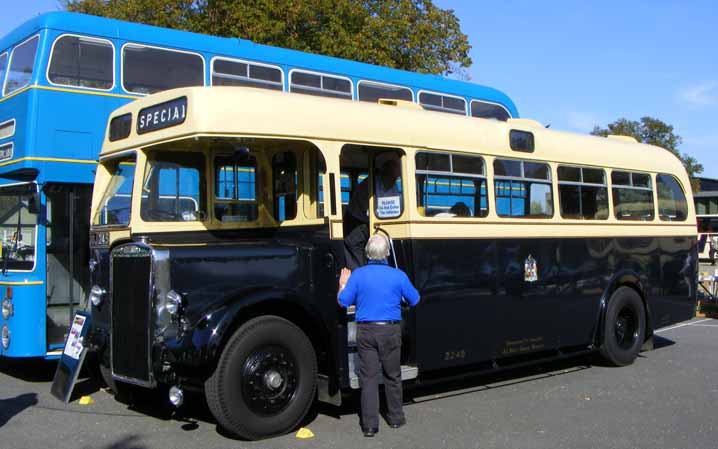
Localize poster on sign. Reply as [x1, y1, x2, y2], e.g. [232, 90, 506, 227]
[376, 196, 401, 218]
[51, 312, 92, 403]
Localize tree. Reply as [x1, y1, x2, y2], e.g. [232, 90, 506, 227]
[591, 117, 703, 191]
[64, 0, 472, 75]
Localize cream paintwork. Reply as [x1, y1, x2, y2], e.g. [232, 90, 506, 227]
[95, 86, 697, 241]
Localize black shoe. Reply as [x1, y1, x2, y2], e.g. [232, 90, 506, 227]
[389, 417, 407, 429]
[363, 428, 378, 437]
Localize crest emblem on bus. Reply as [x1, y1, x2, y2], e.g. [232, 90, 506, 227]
[524, 254, 538, 282]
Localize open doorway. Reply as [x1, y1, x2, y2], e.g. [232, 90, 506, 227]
[339, 144, 404, 270]
[45, 184, 92, 349]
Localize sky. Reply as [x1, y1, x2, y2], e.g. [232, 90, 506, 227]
[2, 1, 717, 177]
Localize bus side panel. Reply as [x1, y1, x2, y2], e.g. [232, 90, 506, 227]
[654, 236, 696, 328]
[412, 235, 694, 373]
[0, 284, 47, 357]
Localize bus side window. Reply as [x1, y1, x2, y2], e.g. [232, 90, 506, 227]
[557, 166, 609, 220]
[123, 44, 204, 95]
[416, 151, 488, 218]
[493, 159, 553, 218]
[657, 174, 688, 221]
[4, 35, 39, 96]
[272, 151, 298, 221]
[214, 154, 258, 222]
[48, 35, 114, 90]
[611, 171, 655, 221]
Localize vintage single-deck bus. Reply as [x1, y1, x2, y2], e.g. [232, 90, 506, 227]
[0, 11, 517, 359]
[88, 87, 696, 440]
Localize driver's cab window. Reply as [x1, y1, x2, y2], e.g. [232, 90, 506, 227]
[140, 150, 206, 222]
[214, 153, 258, 222]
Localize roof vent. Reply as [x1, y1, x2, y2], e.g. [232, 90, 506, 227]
[378, 99, 422, 110]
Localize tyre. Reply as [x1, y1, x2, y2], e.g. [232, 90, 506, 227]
[599, 286, 646, 366]
[205, 316, 317, 440]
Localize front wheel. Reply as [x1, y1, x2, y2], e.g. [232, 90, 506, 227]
[205, 316, 317, 440]
[599, 287, 646, 366]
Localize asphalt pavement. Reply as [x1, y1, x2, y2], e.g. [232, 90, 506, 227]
[1, 318, 717, 449]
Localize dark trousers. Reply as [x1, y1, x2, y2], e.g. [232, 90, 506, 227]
[343, 222, 369, 270]
[357, 323, 403, 429]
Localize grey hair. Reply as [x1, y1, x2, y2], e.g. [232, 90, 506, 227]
[365, 234, 390, 261]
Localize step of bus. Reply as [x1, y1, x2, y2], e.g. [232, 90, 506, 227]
[348, 351, 418, 389]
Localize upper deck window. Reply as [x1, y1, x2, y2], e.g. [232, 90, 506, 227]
[418, 91, 466, 115]
[48, 35, 114, 90]
[611, 170, 655, 221]
[416, 152, 488, 218]
[289, 70, 352, 99]
[494, 158, 553, 218]
[358, 81, 413, 103]
[123, 44, 204, 95]
[656, 174, 688, 221]
[4, 35, 39, 96]
[557, 166, 608, 220]
[0, 52, 7, 96]
[470, 100, 511, 121]
[212, 58, 283, 90]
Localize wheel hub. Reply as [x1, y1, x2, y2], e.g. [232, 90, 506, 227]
[615, 306, 638, 350]
[241, 345, 298, 416]
[264, 370, 284, 390]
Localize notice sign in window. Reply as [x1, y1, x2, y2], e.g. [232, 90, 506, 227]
[137, 96, 187, 134]
[376, 195, 401, 218]
[0, 143, 13, 162]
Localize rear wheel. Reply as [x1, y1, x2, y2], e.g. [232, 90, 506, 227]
[205, 316, 317, 440]
[600, 287, 646, 366]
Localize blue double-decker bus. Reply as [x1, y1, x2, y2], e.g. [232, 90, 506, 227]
[0, 11, 518, 359]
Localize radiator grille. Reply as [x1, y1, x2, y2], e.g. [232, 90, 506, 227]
[111, 245, 152, 384]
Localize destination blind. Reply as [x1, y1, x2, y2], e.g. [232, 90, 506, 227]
[137, 96, 187, 134]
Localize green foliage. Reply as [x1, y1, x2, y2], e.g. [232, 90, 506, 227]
[591, 117, 703, 191]
[64, 0, 472, 75]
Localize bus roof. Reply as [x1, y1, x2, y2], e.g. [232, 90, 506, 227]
[0, 11, 517, 116]
[100, 86, 688, 183]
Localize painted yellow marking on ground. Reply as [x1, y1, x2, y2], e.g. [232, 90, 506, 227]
[78, 396, 94, 405]
[295, 427, 315, 439]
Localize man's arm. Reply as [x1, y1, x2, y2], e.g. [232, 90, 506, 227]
[337, 268, 357, 307]
[400, 272, 420, 306]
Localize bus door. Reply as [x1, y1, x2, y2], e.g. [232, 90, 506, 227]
[45, 184, 92, 350]
[339, 145, 417, 384]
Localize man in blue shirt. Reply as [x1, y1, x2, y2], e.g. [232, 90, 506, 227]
[338, 234, 420, 437]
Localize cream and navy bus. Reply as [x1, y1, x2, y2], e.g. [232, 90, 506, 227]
[87, 87, 697, 440]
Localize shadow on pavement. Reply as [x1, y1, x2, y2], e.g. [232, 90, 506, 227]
[0, 357, 56, 382]
[0, 392, 38, 428]
[89, 435, 148, 449]
[652, 334, 676, 350]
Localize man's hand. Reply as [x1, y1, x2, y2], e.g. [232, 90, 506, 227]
[339, 268, 352, 288]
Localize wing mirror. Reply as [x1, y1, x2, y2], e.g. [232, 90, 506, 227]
[25, 192, 41, 215]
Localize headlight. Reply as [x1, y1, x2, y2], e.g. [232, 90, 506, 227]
[1, 298, 12, 320]
[1, 325, 9, 349]
[165, 290, 183, 315]
[89, 285, 107, 307]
